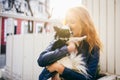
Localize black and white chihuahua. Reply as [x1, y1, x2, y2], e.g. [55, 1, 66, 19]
[39, 26, 88, 80]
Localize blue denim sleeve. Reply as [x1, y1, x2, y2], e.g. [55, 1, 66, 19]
[87, 47, 100, 79]
[61, 67, 89, 80]
[37, 41, 69, 67]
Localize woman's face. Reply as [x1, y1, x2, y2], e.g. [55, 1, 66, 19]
[65, 12, 82, 37]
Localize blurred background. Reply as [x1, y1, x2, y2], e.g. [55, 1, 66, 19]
[0, 0, 120, 80]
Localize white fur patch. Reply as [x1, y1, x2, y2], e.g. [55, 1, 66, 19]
[57, 53, 89, 76]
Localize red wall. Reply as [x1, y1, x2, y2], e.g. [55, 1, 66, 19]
[16, 19, 21, 34]
[1, 17, 5, 45]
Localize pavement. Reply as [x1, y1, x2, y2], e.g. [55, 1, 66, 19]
[0, 78, 4, 80]
[0, 54, 6, 69]
[0, 54, 5, 80]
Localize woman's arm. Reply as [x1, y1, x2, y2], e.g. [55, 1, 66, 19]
[37, 40, 77, 67]
[37, 41, 69, 67]
[47, 46, 100, 80]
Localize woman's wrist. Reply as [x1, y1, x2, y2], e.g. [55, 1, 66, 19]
[56, 63, 65, 74]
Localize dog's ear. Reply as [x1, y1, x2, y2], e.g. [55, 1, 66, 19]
[54, 26, 60, 39]
[53, 26, 60, 32]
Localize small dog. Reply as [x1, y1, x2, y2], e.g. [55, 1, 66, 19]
[39, 26, 88, 80]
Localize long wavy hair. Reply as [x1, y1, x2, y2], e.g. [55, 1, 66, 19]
[65, 6, 102, 53]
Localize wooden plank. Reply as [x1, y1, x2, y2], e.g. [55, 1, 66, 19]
[33, 34, 44, 80]
[0, 12, 48, 22]
[12, 35, 23, 80]
[115, 0, 120, 75]
[23, 34, 34, 80]
[33, 33, 54, 80]
[107, 0, 115, 74]
[0, 12, 61, 23]
[93, 0, 100, 33]
[81, 0, 87, 6]
[42, 33, 54, 49]
[6, 36, 13, 79]
[99, 0, 107, 72]
[86, 0, 93, 17]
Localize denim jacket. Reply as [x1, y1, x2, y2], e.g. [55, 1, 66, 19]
[37, 40, 100, 80]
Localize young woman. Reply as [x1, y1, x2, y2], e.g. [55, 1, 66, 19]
[37, 6, 102, 80]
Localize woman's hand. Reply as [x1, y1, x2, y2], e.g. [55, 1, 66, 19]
[67, 41, 78, 54]
[47, 62, 65, 74]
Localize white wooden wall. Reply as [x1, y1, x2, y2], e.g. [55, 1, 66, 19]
[2, 0, 120, 79]
[82, 0, 120, 75]
[4, 34, 54, 80]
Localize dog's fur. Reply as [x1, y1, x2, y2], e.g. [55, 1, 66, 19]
[49, 26, 88, 79]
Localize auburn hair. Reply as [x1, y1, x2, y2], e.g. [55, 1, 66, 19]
[65, 6, 102, 52]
